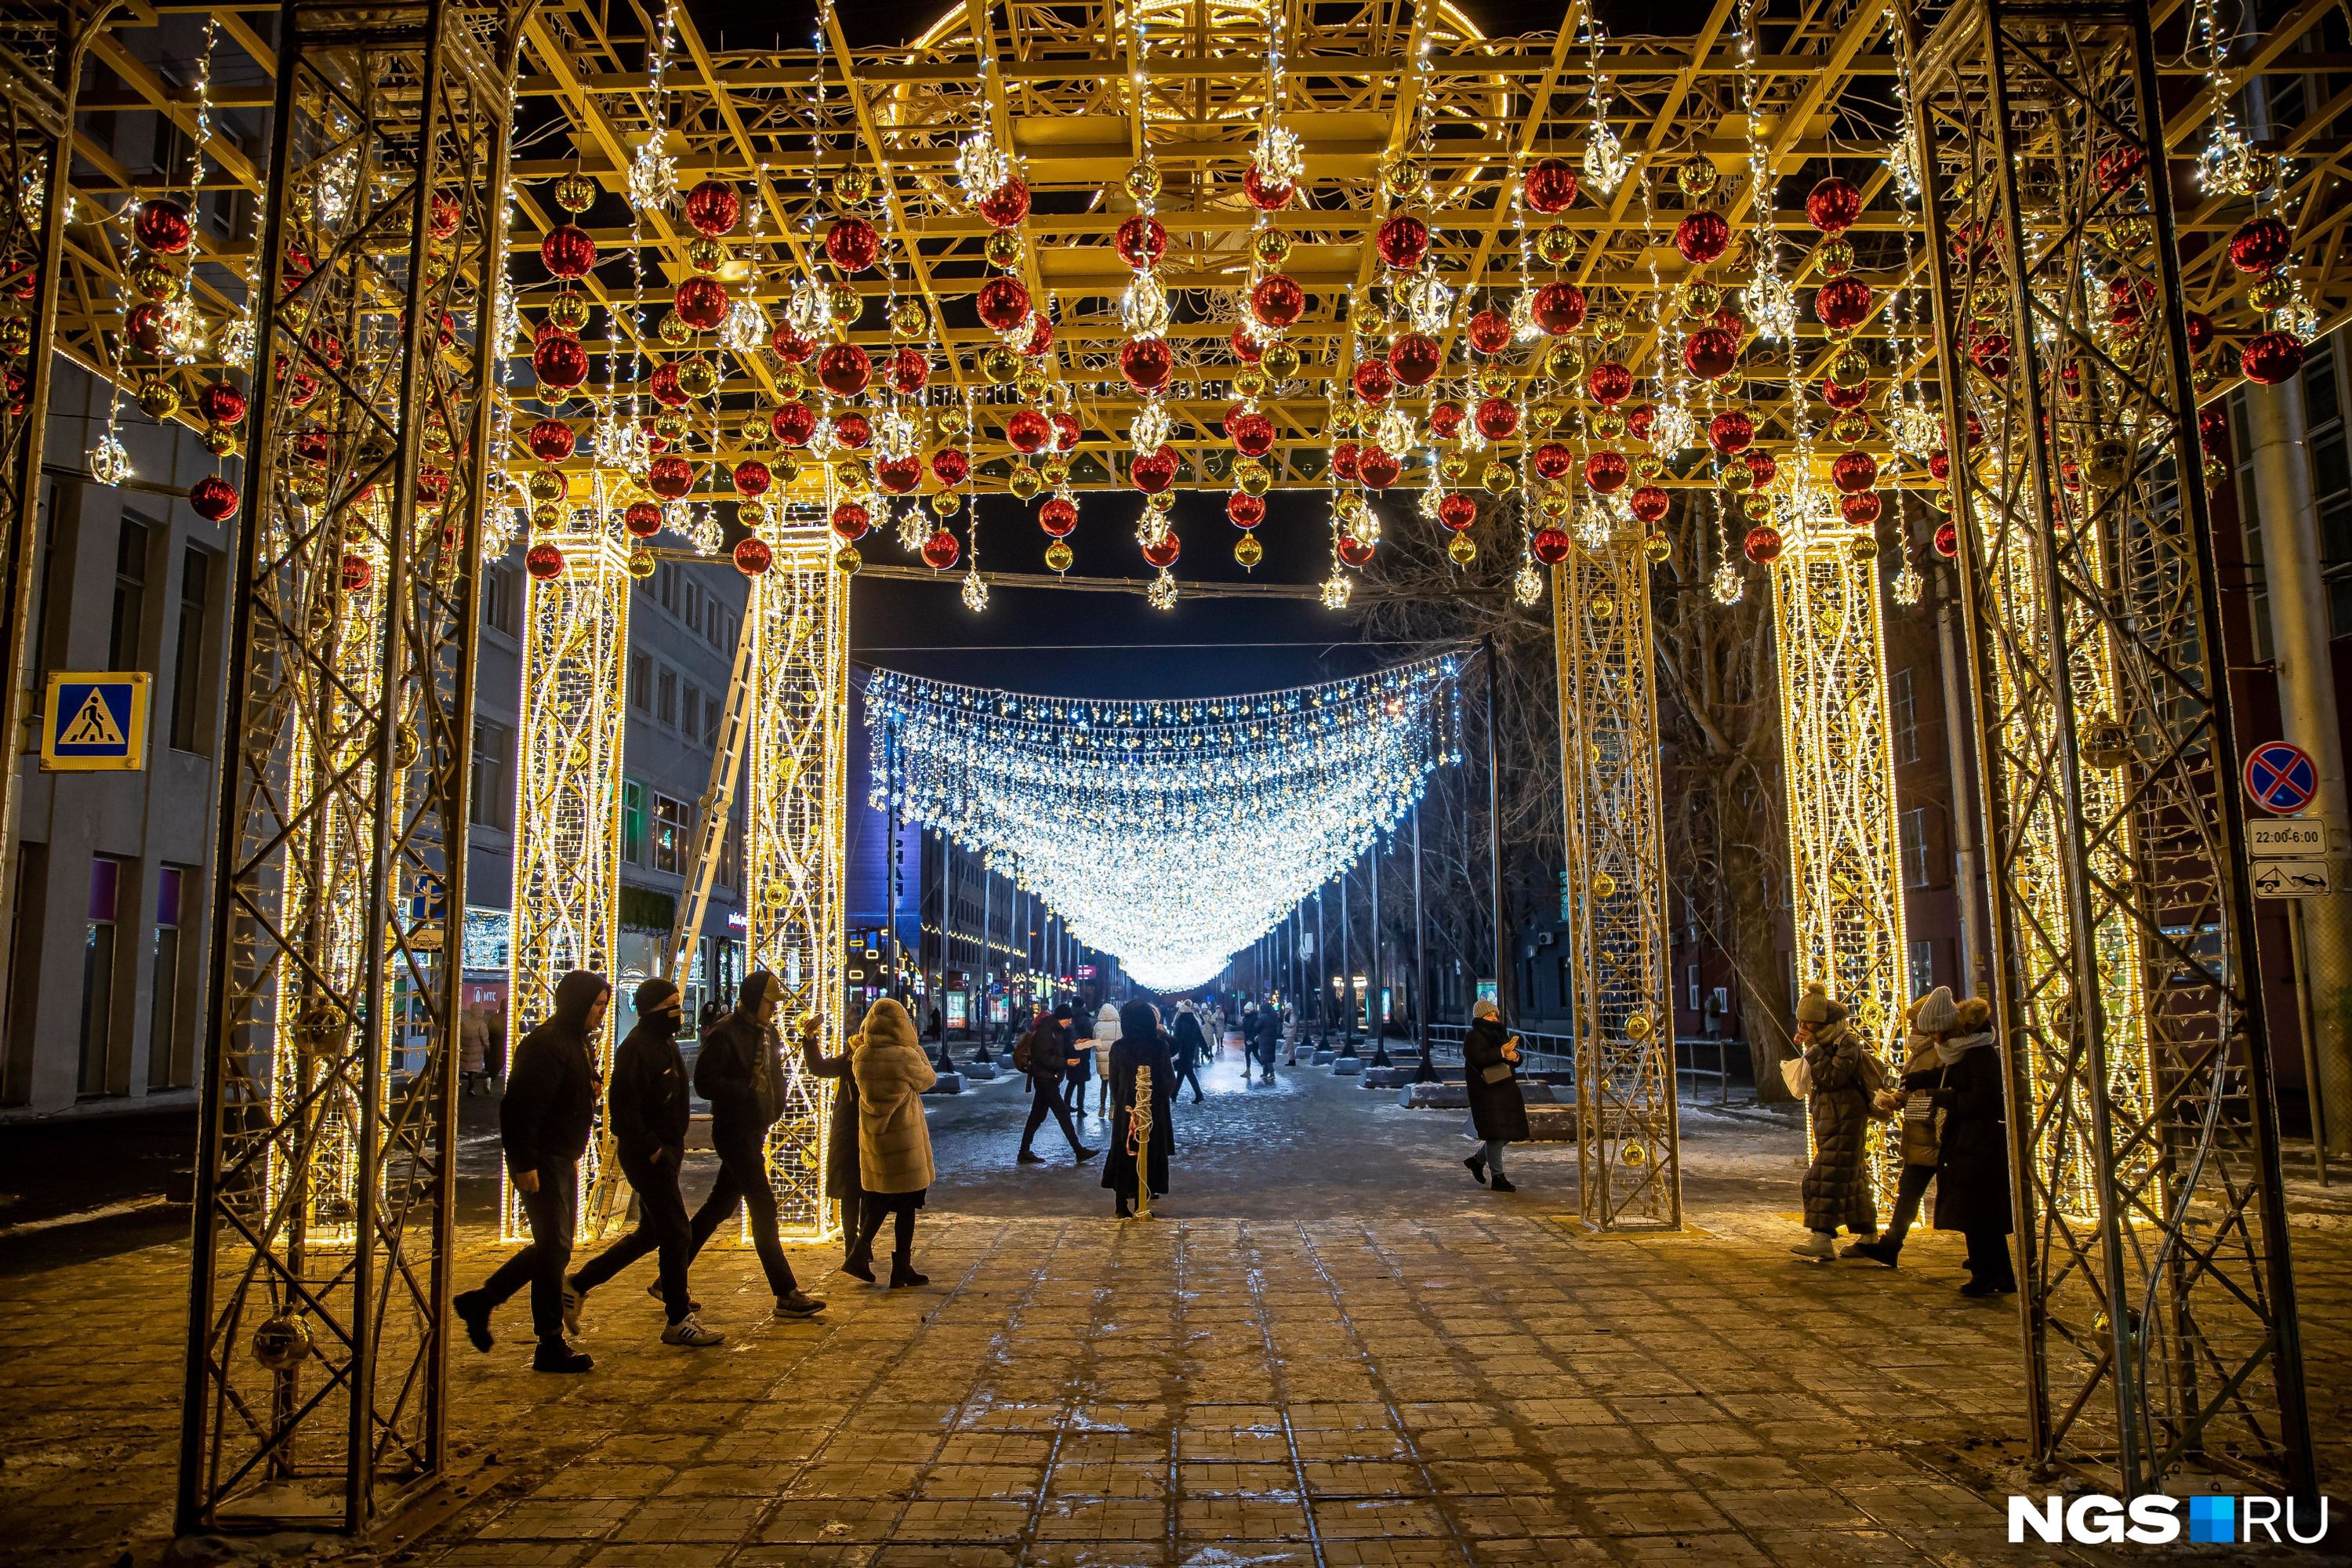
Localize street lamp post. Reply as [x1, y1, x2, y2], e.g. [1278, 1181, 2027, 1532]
[1370, 835, 1391, 1069]
[1413, 801, 1437, 1083]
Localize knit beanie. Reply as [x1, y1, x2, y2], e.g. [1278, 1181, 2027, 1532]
[1795, 981, 1832, 1024]
[1915, 985, 1959, 1034]
[634, 975, 680, 1014]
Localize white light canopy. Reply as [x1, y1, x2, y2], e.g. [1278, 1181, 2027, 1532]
[866, 657, 1464, 992]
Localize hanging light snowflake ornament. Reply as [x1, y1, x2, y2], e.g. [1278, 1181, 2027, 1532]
[1581, 123, 1630, 194]
[2277, 287, 2322, 344]
[1509, 290, 1543, 343]
[1146, 568, 1179, 610]
[1320, 571, 1353, 610]
[873, 408, 919, 462]
[1513, 561, 1544, 605]
[962, 569, 990, 612]
[220, 296, 258, 367]
[1122, 274, 1171, 336]
[1403, 274, 1455, 335]
[1711, 561, 1744, 604]
[1746, 270, 1798, 342]
[1650, 402, 1696, 452]
[1253, 124, 1305, 186]
[896, 506, 931, 554]
[1375, 406, 1415, 454]
[1131, 401, 1172, 455]
[956, 130, 1011, 197]
[721, 294, 768, 354]
[786, 274, 829, 334]
[628, 134, 677, 212]
[1892, 401, 1941, 457]
[88, 431, 130, 487]
[1891, 562, 1924, 607]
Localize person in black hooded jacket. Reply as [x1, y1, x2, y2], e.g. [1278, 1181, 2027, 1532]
[455, 970, 608, 1374]
[679, 970, 828, 1319]
[561, 978, 723, 1347]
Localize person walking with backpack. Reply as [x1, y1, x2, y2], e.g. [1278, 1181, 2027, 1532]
[681, 971, 829, 1319]
[453, 970, 608, 1373]
[1017, 1006, 1096, 1163]
[844, 997, 937, 1287]
[1788, 981, 1884, 1260]
[561, 978, 722, 1348]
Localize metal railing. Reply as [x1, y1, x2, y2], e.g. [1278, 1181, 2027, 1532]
[1415, 1025, 1741, 1104]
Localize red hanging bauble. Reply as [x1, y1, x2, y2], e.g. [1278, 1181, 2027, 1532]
[833, 412, 873, 449]
[1814, 276, 1873, 331]
[649, 361, 688, 407]
[733, 459, 772, 496]
[1428, 401, 1465, 439]
[977, 276, 1032, 331]
[1388, 332, 1441, 387]
[931, 448, 971, 487]
[1352, 360, 1395, 404]
[1805, 176, 1863, 236]
[1586, 361, 1634, 406]
[1743, 524, 1784, 564]
[198, 382, 249, 428]
[1377, 213, 1431, 270]
[771, 324, 815, 362]
[771, 401, 816, 445]
[684, 180, 742, 237]
[920, 529, 960, 570]
[825, 216, 881, 272]
[1040, 497, 1080, 537]
[978, 177, 1032, 229]
[2229, 216, 2292, 274]
[1532, 443, 1574, 481]
[1627, 405, 1657, 443]
[648, 454, 695, 499]
[533, 335, 590, 390]
[734, 538, 774, 577]
[1250, 274, 1305, 328]
[1682, 327, 1738, 380]
[1630, 485, 1670, 523]
[2186, 311, 2216, 355]
[188, 473, 238, 521]
[624, 500, 663, 538]
[1228, 493, 1267, 528]
[1744, 449, 1777, 490]
[1530, 526, 1572, 564]
[2241, 330, 2307, 387]
[818, 342, 873, 397]
[831, 501, 873, 540]
[539, 224, 597, 279]
[1131, 444, 1180, 493]
[1142, 533, 1181, 569]
[1820, 375, 1868, 412]
[875, 454, 922, 493]
[2095, 144, 2147, 195]
[1584, 451, 1629, 493]
[1359, 447, 1401, 488]
[1228, 409, 1276, 457]
[1839, 492, 1882, 526]
[339, 553, 379, 594]
[1230, 325, 1263, 363]
[1967, 332, 2012, 382]
[126, 302, 165, 353]
[526, 541, 566, 579]
[134, 199, 194, 256]
[888, 347, 931, 395]
[1052, 410, 1082, 452]
[1330, 441, 1361, 482]
[674, 274, 729, 330]
[1675, 209, 1730, 267]
[1006, 408, 1052, 453]
[1708, 410, 1753, 453]
[1830, 450, 1878, 494]
[1243, 166, 1294, 212]
[1533, 281, 1587, 336]
[428, 191, 463, 240]
[1021, 316, 1055, 358]
[1523, 158, 1579, 216]
[1437, 493, 1477, 532]
[1116, 214, 1168, 270]
[1473, 397, 1519, 441]
[1467, 308, 1512, 354]
[1337, 532, 1377, 568]
[1934, 520, 1959, 558]
[1120, 336, 1174, 392]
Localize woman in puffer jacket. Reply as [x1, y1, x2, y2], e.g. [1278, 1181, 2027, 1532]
[1790, 981, 1882, 1260]
[845, 997, 938, 1288]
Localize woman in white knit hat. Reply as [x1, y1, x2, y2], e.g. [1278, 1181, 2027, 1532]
[1789, 981, 1882, 1260]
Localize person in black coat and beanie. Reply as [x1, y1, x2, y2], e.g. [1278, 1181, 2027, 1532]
[1170, 1003, 1207, 1103]
[1062, 1003, 1093, 1111]
[800, 1010, 867, 1266]
[455, 970, 608, 1373]
[679, 971, 829, 1319]
[1461, 996, 1529, 1192]
[1931, 998, 2016, 1296]
[1018, 1006, 1097, 1163]
[1102, 1000, 1174, 1218]
[562, 977, 721, 1346]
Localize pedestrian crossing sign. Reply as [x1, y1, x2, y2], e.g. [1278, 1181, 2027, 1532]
[40, 673, 148, 771]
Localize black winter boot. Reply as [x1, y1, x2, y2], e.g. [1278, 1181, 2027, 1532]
[532, 1337, 593, 1374]
[889, 1252, 927, 1288]
[840, 1243, 876, 1283]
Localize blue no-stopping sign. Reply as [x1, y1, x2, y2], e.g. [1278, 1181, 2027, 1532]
[2244, 741, 2319, 815]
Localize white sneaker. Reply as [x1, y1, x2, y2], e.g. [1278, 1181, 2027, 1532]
[1789, 1231, 1836, 1260]
[660, 1312, 724, 1348]
[560, 1278, 585, 1337]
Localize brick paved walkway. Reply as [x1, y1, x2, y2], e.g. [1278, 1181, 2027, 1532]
[3, 1050, 2346, 1566]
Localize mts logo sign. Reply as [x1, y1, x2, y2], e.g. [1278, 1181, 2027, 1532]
[2011, 1494, 2332, 1545]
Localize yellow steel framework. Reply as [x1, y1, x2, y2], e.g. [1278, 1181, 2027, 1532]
[742, 518, 850, 1240]
[505, 526, 632, 1242]
[1554, 531, 1679, 1232]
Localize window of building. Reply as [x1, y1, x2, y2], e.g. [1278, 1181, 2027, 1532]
[657, 666, 677, 727]
[148, 866, 185, 1089]
[110, 516, 149, 673]
[470, 720, 510, 830]
[717, 816, 740, 892]
[1900, 807, 1933, 889]
[630, 652, 651, 713]
[2296, 339, 2352, 634]
[169, 546, 209, 753]
[482, 564, 519, 636]
[682, 682, 702, 743]
[622, 779, 645, 865]
[1687, 964, 1701, 1013]
[80, 857, 120, 1095]
[706, 690, 724, 745]
[1907, 940, 1934, 1001]
[653, 793, 691, 874]
[1889, 666, 1918, 764]
[684, 578, 702, 637]
[658, 562, 678, 614]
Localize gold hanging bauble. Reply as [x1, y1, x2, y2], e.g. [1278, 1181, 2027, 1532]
[1544, 339, 1585, 380]
[1147, 489, 1175, 514]
[1588, 592, 1615, 619]
[2191, 360, 2220, 394]
[1534, 224, 1577, 268]
[740, 415, 773, 448]
[938, 407, 970, 437]
[1234, 457, 1272, 495]
[834, 458, 872, 492]
[1592, 408, 1626, 441]
[1126, 159, 1163, 204]
[1234, 534, 1264, 568]
[1848, 532, 1878, 563]
[1969, 283, 2006, 321]
[1481, 459, 1516, 494]
[2105, 216, 2154, 253]
[1642, 531, 1671, 564]
[773, 361, 808, 397]
[833, 167, 875, 205]
[138, 378, 181, 419]
[891, 297, 928, 337]
[1439, 451, 1471, 482]
[1253, 228, 1292, 267]
[827, 281, 860, 320]
[1621, 1141, 1647, 1166]
[1711, 371, 1744, 399]
[1721, 462, 1753, 493]
[1476, 365, 1515, 398]
[1538, 488, 1572, 518]
[658, 310, 694, 346]
[1040, 455, 1071, 485]
[653, 408, 690, 441]
[931, 489, 962, 516]
[1744, 494, 1773, 521]
[1234, 365, 1269, 398]
[530, 502, 564, 532]
[201, 426, 241, 457]
[1446, 532, 1477, 565]
[554, 170, 598, 212]
[1529, 397, 1567, 432]
[1015, 366, 1050, 401]
[771, 454, 800, 488]
[686, 236, 728, 273]
[983, 230, 1024, 269]
[1334, 492, 1367, 524]
[1592, 313, 1626, 345]
[739, 499, 769, 528]
[981, 345, 1022, 383]
[1261, 340, 1301, 380]
[130, 260, 177, 300]
[1675, 154, 1719, 198]
[1382, 157, 1423, 199]
[294, 471, 329, 506]
[1592, 871, 1617, 899]
[546, 290, 591, 332]
[1813, 238, 1856, 278]
[528, 469, 567, 503]
[1678, 279, 1720, 321]
[1008, 463, 1043, 499]
[1329, 406, 1360, 437]
[1037, 539, 1070, 575]
[627, 545, 657, 579]
[1829, 410, 1871, 446]
[835, 543, 864, 573]
[1633, 452, 1665, 481]
[2247, 272, 2292, 310]
[1828, 347, 1870, 388]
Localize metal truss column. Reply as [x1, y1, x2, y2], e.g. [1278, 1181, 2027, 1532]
[742, 521, 848, 1241]
[506, 531, 628, 1241]
[176, 0, 531, 1533]
[1554, 530, 1681, 1231]
[1770, 536, 1911, 1205]
[1911, 0, 2314, 1498]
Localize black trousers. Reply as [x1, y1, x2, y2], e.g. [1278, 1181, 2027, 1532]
[570, 1149, 692, 1323]
[837, 1183, 867, 1260]
[1883, 1163, 1936, 1249]
[478, 1160, 578, 1340]
[1173, 1058, 1203, 1099]
[1022, 1073, 1083, 1153]
[683, 1118, 800, 1299]
[1964, 1225, 2016, 1290]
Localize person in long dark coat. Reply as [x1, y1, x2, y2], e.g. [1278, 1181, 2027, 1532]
[1791, 981, 1881, 1259]
[1017, 1007, 1095, 1163]
[1460, 996, 1528, 1192]
[455, 970, 608, 1373]
[1251, 1001, 1282, 1081]
[682, 972, 829, 1317]
[1062, 1003, 1093, 1112]
[799, 1013, 866, 1269]
[1170, 1003, 1207, 1103]
[1102, 1000, 1174, 1218]
[1932, 997, 2015, 1295]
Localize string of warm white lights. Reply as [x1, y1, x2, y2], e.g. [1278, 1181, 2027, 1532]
[866, 657, 1463, 990]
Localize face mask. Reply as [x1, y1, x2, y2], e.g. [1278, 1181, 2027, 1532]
[645, 1000, 682, 1036]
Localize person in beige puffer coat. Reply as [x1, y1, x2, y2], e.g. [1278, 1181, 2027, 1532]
[845, 997, 937, 1288]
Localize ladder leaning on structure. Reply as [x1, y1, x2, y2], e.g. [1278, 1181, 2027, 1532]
[663, 593, 759, 987]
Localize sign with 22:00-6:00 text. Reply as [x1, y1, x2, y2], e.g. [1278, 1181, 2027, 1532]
[39, 673, 149, 771]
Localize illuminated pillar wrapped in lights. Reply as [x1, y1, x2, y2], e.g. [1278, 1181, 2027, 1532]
[179, 0, 525, 1532]
[1553, 530, 1680, 1231]
[1911, 0, 2312, 1497]
[740, 521, 848, 1240]
[1769, 526, 1908, 1204]
[506, 528, 630, 1241]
